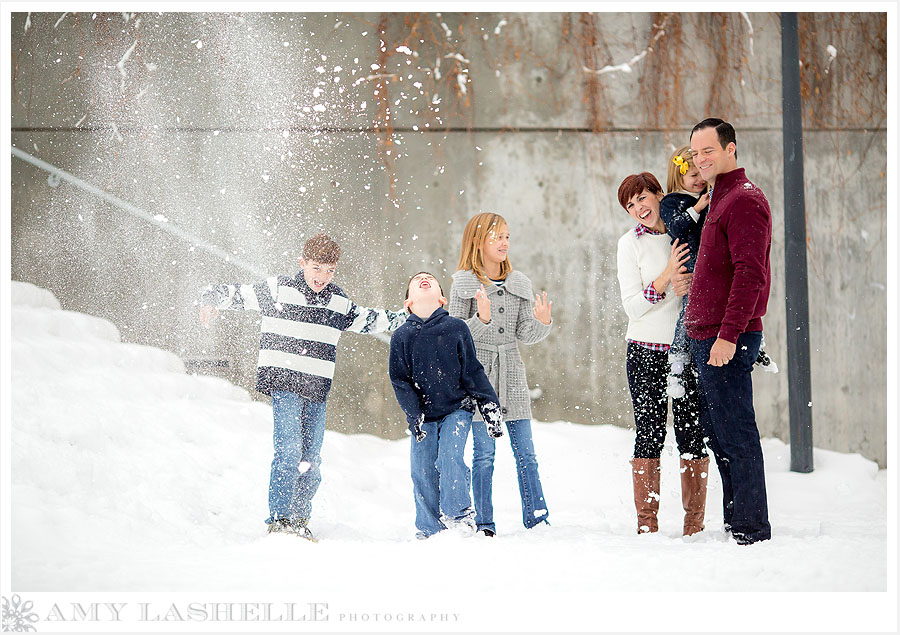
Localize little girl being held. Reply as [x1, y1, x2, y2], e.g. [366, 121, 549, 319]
[659, 147, 708, 397]
[661, 147, 776, 395]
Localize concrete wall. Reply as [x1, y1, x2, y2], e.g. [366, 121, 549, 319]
[10, 12, 888, 464]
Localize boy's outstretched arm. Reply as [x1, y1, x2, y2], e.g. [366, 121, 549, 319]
[198, 277, 279, 326]
[343, 300, 407, 335]
[457, 328, 504, 439]
[388, 338, 426, 441]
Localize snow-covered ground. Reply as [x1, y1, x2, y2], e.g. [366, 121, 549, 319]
[4, 281, 893, 630]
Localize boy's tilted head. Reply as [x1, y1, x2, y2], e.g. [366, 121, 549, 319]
[404, 272, 446, 317]
[299, 233, 340, 293]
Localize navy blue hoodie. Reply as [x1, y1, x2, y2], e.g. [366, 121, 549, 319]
[389, 307, 502, 439]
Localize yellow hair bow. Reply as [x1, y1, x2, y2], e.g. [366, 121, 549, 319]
[672, 155, 688, 175]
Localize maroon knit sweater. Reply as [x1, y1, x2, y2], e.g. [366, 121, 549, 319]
[684, 167, 772, 343]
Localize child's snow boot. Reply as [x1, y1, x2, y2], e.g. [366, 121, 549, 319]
[754, 334, 778, 373]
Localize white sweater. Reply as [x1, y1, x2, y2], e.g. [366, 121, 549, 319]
[615, 228, 681, 345]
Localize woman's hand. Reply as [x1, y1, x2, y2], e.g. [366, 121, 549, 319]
[475, 284, 491, 323]
[694, 192, 710, 212]
[533, 291, 552, 325]
[665, 240, 691, 277]
[653, 240, 690, 295]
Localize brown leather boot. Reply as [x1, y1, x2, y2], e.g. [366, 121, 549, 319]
[630, 458, 661, 534]
[680, 456, 710, 536]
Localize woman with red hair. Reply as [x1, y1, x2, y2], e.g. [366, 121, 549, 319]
[615, 172, 709, 537]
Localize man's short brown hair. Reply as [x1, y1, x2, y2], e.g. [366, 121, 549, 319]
[302, 233, 341, 264]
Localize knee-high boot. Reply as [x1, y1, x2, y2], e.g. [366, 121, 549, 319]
[680, 456, 710, 536]
[630, 458, 661, 534]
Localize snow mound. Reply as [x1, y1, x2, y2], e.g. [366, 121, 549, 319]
[8, 281, 888, 603]
[11, 280, 62, 310]
[11, 281, 273, 562]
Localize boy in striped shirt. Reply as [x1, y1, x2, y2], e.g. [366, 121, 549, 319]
[199, 233, 407, 539]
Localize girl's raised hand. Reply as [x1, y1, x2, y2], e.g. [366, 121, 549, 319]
[533, 291, 552, 325]
[694, 192, 710, 212]
[475, 284, 492, 324]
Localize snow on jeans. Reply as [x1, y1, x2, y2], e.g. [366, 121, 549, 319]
[410, 408, 474, 536]
[690, 331, 771, 543]
[267, 390, 327, 524]
[472, 418, 549, 533]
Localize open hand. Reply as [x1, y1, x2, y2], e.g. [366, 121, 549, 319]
[475, 284, 491, 324]
[533, 291, 552, 325]
[666, 239, 691, 277]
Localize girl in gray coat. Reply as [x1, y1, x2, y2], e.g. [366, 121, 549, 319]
[448, 213, 553, 536]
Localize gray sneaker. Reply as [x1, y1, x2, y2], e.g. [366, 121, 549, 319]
[288, 518, 317, 542]
[266, 519, 292, 534]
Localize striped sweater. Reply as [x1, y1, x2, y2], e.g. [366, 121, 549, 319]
[201, 273, 407, 401]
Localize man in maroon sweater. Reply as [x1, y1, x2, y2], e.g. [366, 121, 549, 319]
[684, 118, 772, 545]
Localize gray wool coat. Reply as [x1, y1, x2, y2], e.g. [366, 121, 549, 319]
[448, 269, 552, 422]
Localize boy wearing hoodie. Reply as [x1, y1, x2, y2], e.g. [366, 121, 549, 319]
[389, 272, 504, 539]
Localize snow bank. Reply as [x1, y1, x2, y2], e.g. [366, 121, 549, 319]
[6, 281, 890, 629]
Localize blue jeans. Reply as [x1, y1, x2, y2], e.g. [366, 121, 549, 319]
[472, 418, 549, 532]
[690, 332, 771, 543]
[266, 391, 328, 524]
[410, 409, 474, 536]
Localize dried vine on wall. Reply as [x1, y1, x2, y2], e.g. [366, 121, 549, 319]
[797, 12, 887, 278]
[798, 12, 886, 129]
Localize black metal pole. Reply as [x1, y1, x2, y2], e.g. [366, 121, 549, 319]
[781, 12, 814, 473]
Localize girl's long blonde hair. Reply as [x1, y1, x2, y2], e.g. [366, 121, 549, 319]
[667, 146, 696, 193]
[456, 212, 512, 285]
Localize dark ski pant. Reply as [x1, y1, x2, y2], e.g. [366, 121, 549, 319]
[626, 342, 706, 460]
[690, 331, 771, 543]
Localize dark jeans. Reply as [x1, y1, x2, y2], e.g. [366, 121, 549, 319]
[626, 342, 706, 460]
[690, 332, 771, 543]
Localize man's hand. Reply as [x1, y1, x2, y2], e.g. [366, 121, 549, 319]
[672, 266, 693, 297]
[707, 337, 736, 366]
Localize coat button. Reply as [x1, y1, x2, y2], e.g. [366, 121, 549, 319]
[497, 290, 504, 296]
[498, 307, 505, 313]
[502, 407, 508, 414]
[416, 324, 421, 330]
[498, 327, 505, 334]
